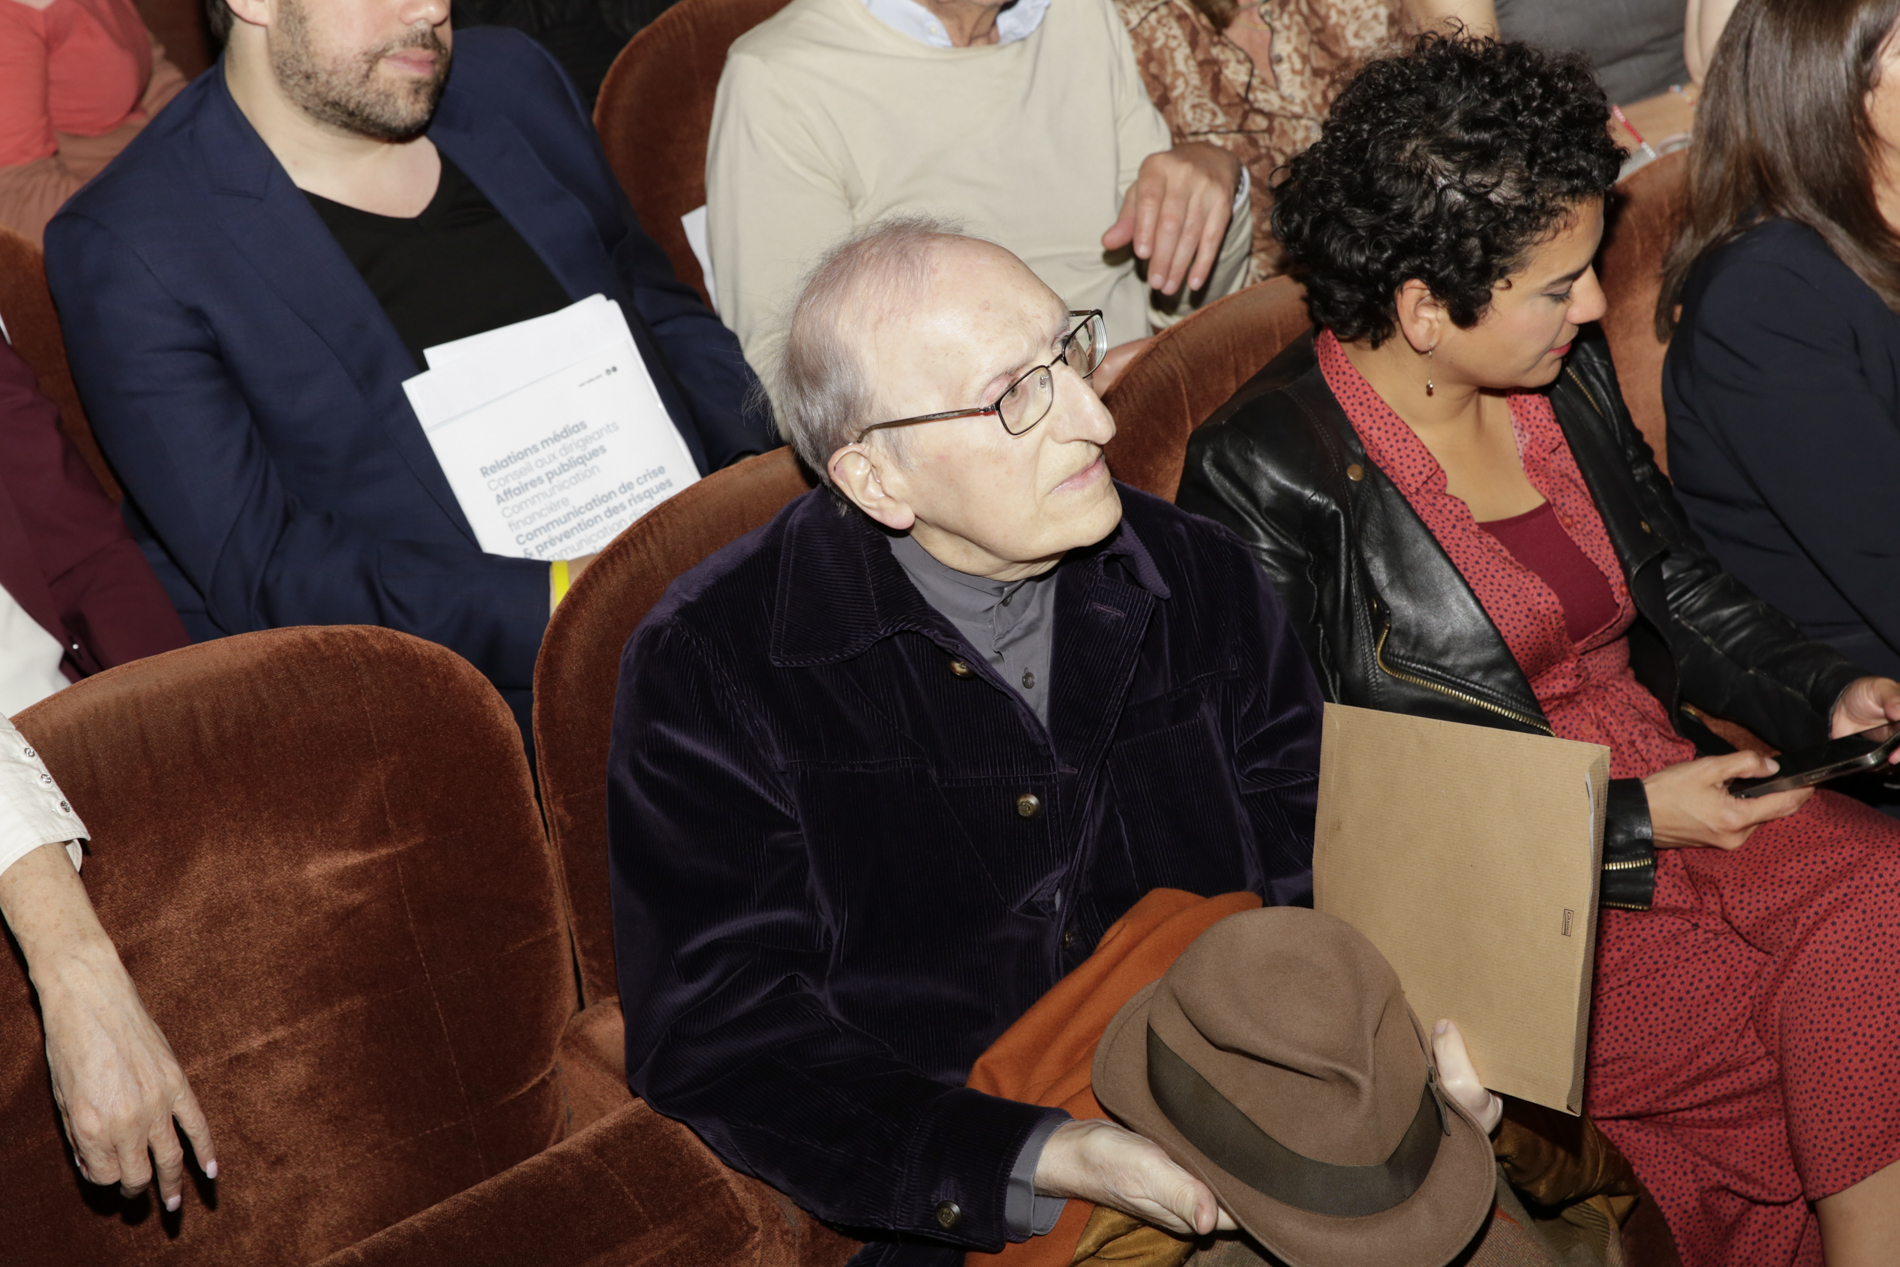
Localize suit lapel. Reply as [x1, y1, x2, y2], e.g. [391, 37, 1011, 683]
[195, 74, 478, 541]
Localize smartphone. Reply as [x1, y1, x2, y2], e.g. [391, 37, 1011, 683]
[1729, 721, 1900, 799]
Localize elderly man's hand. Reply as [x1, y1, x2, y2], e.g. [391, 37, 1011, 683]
[1034, 1117, 1238, 1236]
[1, 842, 215, 1210]
[1431, 1019, 1503, 1133]
[1103, 144, 1242, 299]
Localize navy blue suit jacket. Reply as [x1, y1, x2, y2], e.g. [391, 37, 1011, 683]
[609, 487, 1322, 1265]
[44, 30, 772, 722]
[1665, 218, 1900, 679]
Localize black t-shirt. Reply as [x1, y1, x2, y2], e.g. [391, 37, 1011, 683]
[306, 155, 574, 371]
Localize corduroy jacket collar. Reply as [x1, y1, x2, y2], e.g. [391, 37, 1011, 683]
[767, 487, 1171, 669]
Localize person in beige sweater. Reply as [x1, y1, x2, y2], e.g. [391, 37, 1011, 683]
[707, 0, 1253, 394]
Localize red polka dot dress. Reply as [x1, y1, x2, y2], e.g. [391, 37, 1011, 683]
[1318, 331, 1900, 1267]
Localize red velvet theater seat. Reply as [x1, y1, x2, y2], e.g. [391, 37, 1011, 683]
[3, 625, 843, 1265]
[1597, 149, 1688, 475]
[594, 0, 795, 305]
[531, 449, 858, 1267]
[5, 627, 567, 1263]
[1099, 275, 1311, 501]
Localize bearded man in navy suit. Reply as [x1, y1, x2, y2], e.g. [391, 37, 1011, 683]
[45, 0, 771, 737]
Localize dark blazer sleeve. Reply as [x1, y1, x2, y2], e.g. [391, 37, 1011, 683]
[0, 340, 187, 673]
[1664, 241, 1900, 677]
[44, 213, 552, 691]
[1576, 340, 1864, 749]
[609, 619, 1056, 1251]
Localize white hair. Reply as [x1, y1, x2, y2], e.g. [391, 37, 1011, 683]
[776, 215, 977, 483]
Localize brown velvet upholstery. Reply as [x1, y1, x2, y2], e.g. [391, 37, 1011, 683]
[532, 448, 865, 1266]
[1598, 151, 1688, 475]
[4, 627, 571, 1263]
[316, 1098, 856, 1267]
[593, 0, 794, 305]
[0, 228, 119, 500]
[135, 0, 213, 79]
[535, 446, 815, 1007]
[1099, 275, 1312, 501]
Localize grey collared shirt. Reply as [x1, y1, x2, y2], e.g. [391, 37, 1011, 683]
[889, 532, 1058, 729]
[888, 531, 1070, 1237]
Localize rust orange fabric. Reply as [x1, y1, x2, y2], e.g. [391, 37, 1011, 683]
[964, 888, 1263, 1267]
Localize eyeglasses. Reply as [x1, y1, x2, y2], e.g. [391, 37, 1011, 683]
[855, 310, 1108, 442]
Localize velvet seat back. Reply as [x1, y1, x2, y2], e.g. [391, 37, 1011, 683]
[4, 627, 572, 1265]
[0, 228, 119, 500]
[1100, 275, 1312, 500]
[135, 0, 212, 78]
[1598, 151, 1688, 474]
[535, 447, 815, 1007]
[594, 0, 794, 305]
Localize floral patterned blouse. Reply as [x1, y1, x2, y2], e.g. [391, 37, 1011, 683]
[1115, 0, 1407, 284]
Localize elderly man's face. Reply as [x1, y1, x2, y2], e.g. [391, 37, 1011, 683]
[832, 244, 1122, 581]
[270, 0, 451, 141]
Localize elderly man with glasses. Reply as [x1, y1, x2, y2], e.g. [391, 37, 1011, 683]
[607, 221, 1322, 1263]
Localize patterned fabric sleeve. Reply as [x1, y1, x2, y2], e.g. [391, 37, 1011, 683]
[0, 712, 85, 877]
[1114, 0, 1407, 283]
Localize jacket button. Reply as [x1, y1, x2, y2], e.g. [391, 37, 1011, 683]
[935, 1201, 962, 1230]
[1015, 793, 1042, 819]
[1061, 928, 1077, 950]
[1639, 520, 1652, 533]
[948, 658, 974, 678]
[1346, 463, 1365, 482]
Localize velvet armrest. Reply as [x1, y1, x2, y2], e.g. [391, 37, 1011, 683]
[314, 1097, 862, 1267]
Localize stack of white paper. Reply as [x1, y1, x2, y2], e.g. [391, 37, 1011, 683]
[402, 295, 700, 562]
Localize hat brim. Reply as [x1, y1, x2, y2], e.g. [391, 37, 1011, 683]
[1093, 983, 1497, 1267]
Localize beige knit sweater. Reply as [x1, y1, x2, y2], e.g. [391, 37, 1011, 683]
[707, 0, 1253, 384]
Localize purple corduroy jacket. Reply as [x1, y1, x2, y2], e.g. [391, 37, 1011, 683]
[609, 483, 1323, 1266]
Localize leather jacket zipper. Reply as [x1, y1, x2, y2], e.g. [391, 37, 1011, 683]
[1373, 624, 1556, 736]
[1565, 365, 1606, 419]
[1602, 857, 1655, 871]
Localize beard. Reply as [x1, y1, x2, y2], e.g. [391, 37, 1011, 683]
[271, 0, 450, 143]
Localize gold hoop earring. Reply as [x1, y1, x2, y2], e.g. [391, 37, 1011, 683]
[1425, 346, 1435, 397]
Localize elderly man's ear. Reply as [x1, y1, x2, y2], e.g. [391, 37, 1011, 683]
[828, 447, 917, 531]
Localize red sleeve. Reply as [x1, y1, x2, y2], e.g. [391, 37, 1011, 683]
[0, 3, 57, 168]
[0, 339, 188, 671]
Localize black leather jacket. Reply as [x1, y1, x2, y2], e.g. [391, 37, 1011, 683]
[1176, 328, 1866, 910]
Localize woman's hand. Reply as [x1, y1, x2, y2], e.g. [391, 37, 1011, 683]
[1431, 1019, 1502, 1133]
[1034, 1117, 1238, 1236]
[0, 843, 215, 1210]
[1831, 676, 1900, 750]
[1642, 751, 1810, 850]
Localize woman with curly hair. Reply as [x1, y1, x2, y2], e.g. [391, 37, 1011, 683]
[1175, 33, 1900, 1267]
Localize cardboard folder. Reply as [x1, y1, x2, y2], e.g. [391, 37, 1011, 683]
[1313, 703, 1610, 1114]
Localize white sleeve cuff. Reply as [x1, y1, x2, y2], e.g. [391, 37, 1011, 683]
[1232, 164, 1251, 216]
[0, 716, 86, 879]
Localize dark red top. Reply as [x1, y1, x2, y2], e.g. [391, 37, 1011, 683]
[0, 338, 187, 681]
[1478, 501, 1620, 646]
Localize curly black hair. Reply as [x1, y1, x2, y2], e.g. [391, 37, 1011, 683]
[1271, 34, 1622, 346]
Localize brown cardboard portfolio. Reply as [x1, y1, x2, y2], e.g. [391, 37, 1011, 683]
[1313, 703, 1611, 1115]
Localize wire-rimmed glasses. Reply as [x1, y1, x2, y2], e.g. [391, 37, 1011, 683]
[854, 309, 1107, 443]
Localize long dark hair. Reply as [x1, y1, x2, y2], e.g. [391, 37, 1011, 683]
[1657, 0, 1900, 338]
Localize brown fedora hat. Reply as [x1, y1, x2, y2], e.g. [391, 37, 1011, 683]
[1092, 907, 1495, 1267]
